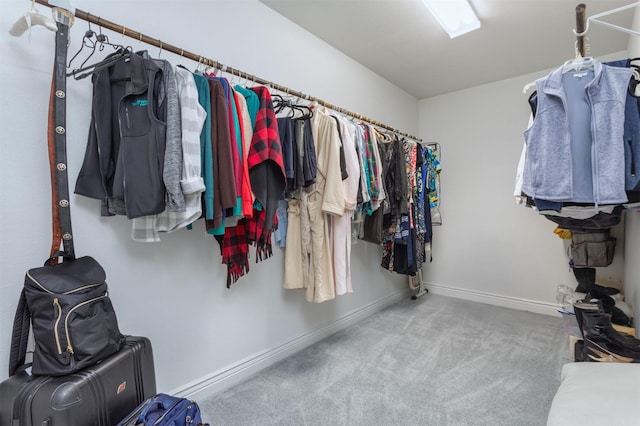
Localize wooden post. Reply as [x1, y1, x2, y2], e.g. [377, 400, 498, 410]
[576, 3, 586, 57]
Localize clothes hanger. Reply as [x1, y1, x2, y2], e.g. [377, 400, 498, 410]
[292, 103, 313, 119]
[96, 16, 122, 52]
[271, 93, 285, 111]
[522, 80, 536, 95]
[240, 71, 249, 88]
[203, 60, 216, 76]
[628, 64, 640, 98]
[67, 17, 133, 80]
[67, 23, 98, 69]
[561, 54, 595, 74]
[67, 48, 131, 80]
[9, 0, 58, 37]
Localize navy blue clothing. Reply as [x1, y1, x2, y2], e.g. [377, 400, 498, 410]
[606, 59, 640, 193]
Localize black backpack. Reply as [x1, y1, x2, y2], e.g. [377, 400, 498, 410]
[10, 256, 124, 376]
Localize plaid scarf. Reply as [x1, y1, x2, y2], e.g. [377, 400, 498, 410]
[221, 219, 250, 288]
[222, 86, 285, 286]
[247, 209, 279, 261]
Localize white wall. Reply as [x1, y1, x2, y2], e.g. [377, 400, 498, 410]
[0, 0, 418, 395]
[418, 54, 629, 314]
[625, 211, 640, 331]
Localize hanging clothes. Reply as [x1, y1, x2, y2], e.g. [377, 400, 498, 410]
[221, 86, 286, 287]
[332, 116, 361, 295]
[233, 88, 255, 218]
[75, 51, 168, 219]
[522, 59, 631, 206]
[283, 116, 316, 291]
[301, 107, 345, 303]
[191, 73, 215, 221]
[246, 86, 286, 250]
[205, 78, 236, 232]
[278, 116, 296, 189]
[131, 67, 206, 242]
[141, 52, 185, 213]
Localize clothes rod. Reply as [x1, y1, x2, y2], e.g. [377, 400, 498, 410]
[34, 0, 422, 141]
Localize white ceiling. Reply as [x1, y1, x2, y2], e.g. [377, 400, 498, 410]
[259, 0, 637, 99]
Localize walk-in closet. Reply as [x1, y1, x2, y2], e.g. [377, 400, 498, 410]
[0, 1, 639, 425]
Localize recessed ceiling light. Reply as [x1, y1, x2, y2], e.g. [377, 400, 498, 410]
[422, 0, 481, 39]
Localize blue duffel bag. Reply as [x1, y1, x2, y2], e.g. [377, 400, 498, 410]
[117, 393, 209, 426]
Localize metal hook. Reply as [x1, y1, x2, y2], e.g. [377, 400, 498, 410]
[96, 17, 107, 52]
[158, 40, 163, 57]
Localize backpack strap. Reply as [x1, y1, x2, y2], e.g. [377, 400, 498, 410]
[8, 289, 30, 376]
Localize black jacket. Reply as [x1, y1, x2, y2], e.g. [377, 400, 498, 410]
[75, 51, 167, 219]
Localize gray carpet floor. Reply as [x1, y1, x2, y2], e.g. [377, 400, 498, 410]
[199, 294, 571, 426]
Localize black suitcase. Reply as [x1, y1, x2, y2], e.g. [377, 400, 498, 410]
[0, 335, 156, 426]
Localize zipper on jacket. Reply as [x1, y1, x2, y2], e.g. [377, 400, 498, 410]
[53, 298, 63, 355]
[586, 89, 600, 212]
[64, 294, 107, 354]
[125, 106, 131, 129]
[630, 140, 636, 178]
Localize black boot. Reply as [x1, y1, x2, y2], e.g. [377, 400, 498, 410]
[580, 309, 640, 349]
[579, 308, 640, 363]
[573, 267, 596, 293]
[586, 288, 632, 326]
[572, 267, 620, 295]
[573, 300, 600, 340]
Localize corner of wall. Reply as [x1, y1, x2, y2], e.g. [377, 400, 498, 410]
[623, 210, 640, 334]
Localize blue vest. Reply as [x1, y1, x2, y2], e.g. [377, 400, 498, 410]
[606, 59, 640, 192]
[523, 60, 631, 205]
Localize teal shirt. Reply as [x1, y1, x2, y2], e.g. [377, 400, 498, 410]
[192, 74, 215, 220]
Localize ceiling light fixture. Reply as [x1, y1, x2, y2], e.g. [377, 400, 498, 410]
[422, 0, 481, 39]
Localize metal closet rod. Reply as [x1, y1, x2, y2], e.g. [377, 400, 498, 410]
[35, 0, 422, 141]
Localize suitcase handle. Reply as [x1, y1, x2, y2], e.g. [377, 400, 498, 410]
[136, 394, 181, 424]
[136, 401, 165, 423]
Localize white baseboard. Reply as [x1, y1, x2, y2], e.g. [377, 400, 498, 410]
[423, 281, 561, 316]
[170, 289, 410, 400]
